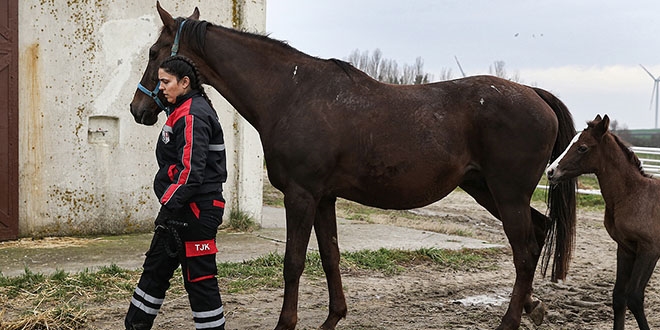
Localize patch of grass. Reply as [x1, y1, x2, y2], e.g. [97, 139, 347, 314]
[444, 228, 474, 237]
[415, 247, 501, 271]
[341, 247, 503, 275]
[577, 175, 600, 190]
[335, 198, 382, 221]
[340, 249, 408, 275]
[577, 193, 605, 210]
[0, 268, 46, 298]
[217, 252, 284, 293]
[227, 209, 260, 232]
[0, 248, 503, 327]
[0, 304, 87, 330]
[533, 176, 605, 210]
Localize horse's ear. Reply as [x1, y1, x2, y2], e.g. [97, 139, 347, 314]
[593, 114, 610, 138]
[593, 114, 602, 122]
[156, 1, 175, 30]
[189, 7, 200, 20]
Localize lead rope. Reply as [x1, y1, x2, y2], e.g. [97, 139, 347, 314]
[156, 219, 189, 259]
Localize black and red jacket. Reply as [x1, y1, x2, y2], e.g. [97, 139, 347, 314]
[154, 91, 227, 211]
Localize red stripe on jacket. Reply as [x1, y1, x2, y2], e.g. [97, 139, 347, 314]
[160, 99, 195, 206]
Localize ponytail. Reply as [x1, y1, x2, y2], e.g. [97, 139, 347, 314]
[159, 55, 213, 106]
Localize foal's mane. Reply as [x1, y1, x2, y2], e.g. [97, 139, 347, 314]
[612, 133, 651, 178]
[173, 17, 366, 79]
[588, 120, 651, 178]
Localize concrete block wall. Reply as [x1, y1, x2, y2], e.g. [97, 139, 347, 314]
[17, 0, 265, 236]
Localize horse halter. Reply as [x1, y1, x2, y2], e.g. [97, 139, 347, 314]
[136, 19, 187, 114]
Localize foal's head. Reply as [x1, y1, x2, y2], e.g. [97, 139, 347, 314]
[129, 2, 200, 125]
[546, 114, 611, 183]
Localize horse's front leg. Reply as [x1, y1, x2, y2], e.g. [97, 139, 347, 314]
[497, 204, 540, 330]
[275, 188, 318, 330]
[314, 197, 347, 329]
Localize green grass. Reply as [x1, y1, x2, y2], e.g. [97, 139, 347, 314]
[533, 175, 605, 210]
[0, 247, 502, 301]
[227, 208, 260, 232]
[0, 250, 501, 328]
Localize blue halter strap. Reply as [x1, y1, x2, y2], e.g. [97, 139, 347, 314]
[136, 19, 187, 113]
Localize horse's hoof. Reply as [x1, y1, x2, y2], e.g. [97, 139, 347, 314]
[528, 300, 546, 326]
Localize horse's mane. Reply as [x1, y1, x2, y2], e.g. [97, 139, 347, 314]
[174, 17, 211, 54]
[175, 17, 365, 80]
[611, 133, 652, 178]
[328, 58, 366, 79]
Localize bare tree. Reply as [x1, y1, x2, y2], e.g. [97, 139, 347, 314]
[346, 49, 433, 85]
[489, 60, 507, 78]
[438, 68, 453, 81]
[489, 60, 520, 82]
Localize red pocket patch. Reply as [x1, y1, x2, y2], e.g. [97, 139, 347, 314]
[213, 200, 225, 208]
[189, 202, 200, 219]
[184, 239, 218, 257]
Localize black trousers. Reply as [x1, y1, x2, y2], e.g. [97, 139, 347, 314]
[125, 198, 226, 330]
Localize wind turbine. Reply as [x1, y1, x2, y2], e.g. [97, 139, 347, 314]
[640, 64, 660, 129]
[454, 56, 466, 78]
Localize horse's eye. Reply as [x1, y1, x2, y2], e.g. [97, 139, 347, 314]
[577, 145, 588, 153]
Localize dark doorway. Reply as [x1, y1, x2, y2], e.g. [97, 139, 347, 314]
[0, 0, 19, 241]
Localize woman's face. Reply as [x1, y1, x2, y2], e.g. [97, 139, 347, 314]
[158, 68, 190, 104]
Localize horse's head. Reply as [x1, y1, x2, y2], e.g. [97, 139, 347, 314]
[547, 114, 610, 184]
[129, 2, 199, 125]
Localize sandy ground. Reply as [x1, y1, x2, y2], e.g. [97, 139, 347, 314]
[25, 191, 660, 329]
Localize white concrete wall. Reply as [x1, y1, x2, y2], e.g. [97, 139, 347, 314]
[18, 0, 265, 236]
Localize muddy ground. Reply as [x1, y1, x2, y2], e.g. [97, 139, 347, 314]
[61, 192, 660, 329]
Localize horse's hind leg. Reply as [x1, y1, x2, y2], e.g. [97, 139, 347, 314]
[481, 180, 541, 330]
[461, 181, 545, 325]
[314, 196, 347, 329]
[622, 249, 658, 330]
[498, 204, 540, 329]
[275, 187, 317, 330]
[524, 208, 550, 325]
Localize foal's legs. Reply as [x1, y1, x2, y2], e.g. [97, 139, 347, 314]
[313, 197, 347, 329]
[275, 186, 317, 330]
[615, 247, 659, 330]
[628, 252, 658, 330]
[613, 247, 635, 330]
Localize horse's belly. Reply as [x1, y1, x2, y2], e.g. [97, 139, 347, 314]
[340, 169, 465, 210]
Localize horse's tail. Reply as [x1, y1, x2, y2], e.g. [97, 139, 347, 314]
[533, 87, 577, 282]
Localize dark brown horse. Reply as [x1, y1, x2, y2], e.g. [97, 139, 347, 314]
[547, 115, 659, 330]
[130, 3, 577, 329]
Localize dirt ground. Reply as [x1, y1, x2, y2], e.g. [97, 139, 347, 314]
[92, 191, 660, 329]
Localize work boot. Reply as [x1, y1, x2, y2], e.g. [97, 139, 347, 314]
[126, 322, 152, 330]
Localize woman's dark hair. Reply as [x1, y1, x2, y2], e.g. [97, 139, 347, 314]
[159, 55, 212, 106]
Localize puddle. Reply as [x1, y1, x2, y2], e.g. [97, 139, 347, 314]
[453, 293, 509, 306]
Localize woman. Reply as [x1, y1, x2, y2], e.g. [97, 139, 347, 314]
[125, 55, 227, 330]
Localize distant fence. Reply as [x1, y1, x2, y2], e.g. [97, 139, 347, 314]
[631, 146, 660, 178]
[538, 146, 660, 195]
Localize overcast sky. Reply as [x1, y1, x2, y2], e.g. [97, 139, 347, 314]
[266, 1, 660, 130]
